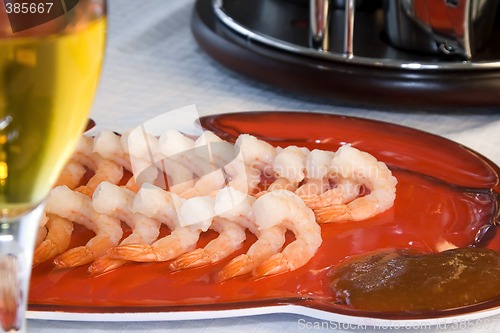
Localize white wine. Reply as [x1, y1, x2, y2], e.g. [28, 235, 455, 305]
[0, 14, 106, 219]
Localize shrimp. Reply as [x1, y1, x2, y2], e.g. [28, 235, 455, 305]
[108, 185, 213, 263]
[122, 128, 162, 164]
[184, 131, 236, 197]
[217, 225, 285, 281]
[169, 217, 244, 270]
[295, 149, 334, 204]
[158, 130, 199, 175]
[54, 160, 86, 189]
[93, 130, 132, 171]
[121, 129, 167, 189]
[157, 130, 205, 197]
[34, 213, 49, 248]
[169, 187, 255, 270]
[268, 146, 309, 192]
[88, 182, 161, 275]
[158, 132, 224, 195]
[33, 214, 74, 267]
[45, 186, 123, 268]
[159, 130, 234, 198]
[92, 130, 141, 192]
[218, 189, 322, 280]
[314, 145, 397, 223]
[194, 131, 235, 171]
[296, 149, 360, 209]
[254, 190, 322, 277]
[72, 136, 124, 196]
[225, 134, 277, 194]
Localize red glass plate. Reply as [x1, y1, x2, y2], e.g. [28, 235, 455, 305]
[28, 111, 500, 324]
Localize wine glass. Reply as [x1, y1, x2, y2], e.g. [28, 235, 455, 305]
[0, 1, 106, 331]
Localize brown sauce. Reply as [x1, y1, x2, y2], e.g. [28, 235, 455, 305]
[328, 248, 500, 312]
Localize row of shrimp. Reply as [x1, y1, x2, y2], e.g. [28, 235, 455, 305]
[35, 182, 321, 280]
[33, 127, 397, 280]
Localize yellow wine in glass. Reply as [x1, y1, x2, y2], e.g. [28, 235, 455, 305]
[0, 1, 106, 331]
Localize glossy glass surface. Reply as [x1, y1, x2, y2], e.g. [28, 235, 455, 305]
[28, 112, 500, 320]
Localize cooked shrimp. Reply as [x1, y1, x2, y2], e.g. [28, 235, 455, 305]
[159, 158, 196, 197]
[158, 130, 200, 175]
[122, 129, 166, 187]
[78, 158, 123, 197]
[159, 130, 232, 198]
[217, 225, 285, 281]
[88, 182, 161, 275]
[194, 131, 235, 171]
[314, 145, 397, 223]
[54, 160, 86, 189]
[170, 187, 255, 270]
[92, 130, 139, 192]
[295, 149, 333, 205]
[219, 189, 322, 280]
[254, 190, 322, 277]
[268, 146, 309, 192]
[178, 169, 226, 199]
[93, 130, 132, 171]
[45, 186, 123, 268]
[72, 136, 124, 196]
[295, 149, 361, 209]
[33, 214, 74, 267]
[122, 128, 162, 163]
[182, 131, 236, 197]
[158, 130, 205, 196]
[169, 217, 244, 270]
[35, 213, 49, 248]
[225, 134, 276, 194]
[108, 186, 214, 262]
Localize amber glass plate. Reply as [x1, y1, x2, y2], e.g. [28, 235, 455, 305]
[28, 111, 500, 324]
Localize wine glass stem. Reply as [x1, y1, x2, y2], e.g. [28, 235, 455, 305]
[0, 205, 44, 333]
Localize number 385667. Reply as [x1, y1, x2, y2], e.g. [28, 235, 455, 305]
[4, 2, 54, 14]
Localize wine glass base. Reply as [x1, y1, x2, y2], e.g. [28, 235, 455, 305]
[0, 204, 44, 333]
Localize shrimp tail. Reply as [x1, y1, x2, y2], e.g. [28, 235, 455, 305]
[169, 248, 210, 271]
[88, 255, 129, 276]
[108, 239, 192, 262]
[253, 253, 290, 277]
[217, 254, 254, 281]
[33, 241, 64, 267]
[54, 246, 97, 268]
[74, 185, 95, 197]
[254, 237, 321, 277]
[314, 195, 381, 223]
[107, 244, 161, 262]
[54, 236, 117, 268]
[33, 216, 74, 266]
[313, 205, 350, 223]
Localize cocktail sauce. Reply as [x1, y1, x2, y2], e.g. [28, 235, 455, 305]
[329, 247, 500, 311]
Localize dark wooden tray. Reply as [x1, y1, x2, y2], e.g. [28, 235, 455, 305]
[191, 0, 500, 109]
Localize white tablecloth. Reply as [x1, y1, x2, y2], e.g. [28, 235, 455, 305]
[28, 0, 500, 332]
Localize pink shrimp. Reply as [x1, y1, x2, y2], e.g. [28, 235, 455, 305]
[169, 187, 255, 270]
[45, 186, 123, 268]
[107, 186, 213, 263]
[314, 145, 397, 223]
[72, 136, 123, 196]
[88, 182, 161, 275]
[33, 214, 74, 267]
[296, 148, 361, 209]
[218, 189, 322, 280]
